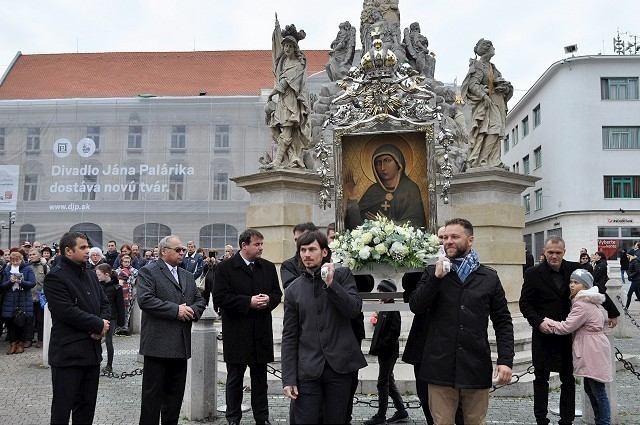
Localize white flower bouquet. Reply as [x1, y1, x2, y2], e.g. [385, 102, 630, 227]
[328, 214, 440, 270]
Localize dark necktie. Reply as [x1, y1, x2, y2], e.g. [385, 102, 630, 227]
[249, 262, 255, 272]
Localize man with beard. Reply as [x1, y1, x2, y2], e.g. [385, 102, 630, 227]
[281, 230, 367, 424]
[519, 236, 619, 425]
[409, 218, 514, 424]
[280, 222, 318, 289]
[213, 229, 282, 425]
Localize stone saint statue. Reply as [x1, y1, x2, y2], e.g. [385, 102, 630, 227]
[325, 21, 356, 82]
[263, 14, 312, 169]
[461, 39, 513, 168]
[403, 22, 435, 79]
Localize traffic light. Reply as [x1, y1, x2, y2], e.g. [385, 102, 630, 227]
[10, 211, 16, 224]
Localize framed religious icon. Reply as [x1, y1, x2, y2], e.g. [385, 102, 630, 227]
[332, 123, 437, 233]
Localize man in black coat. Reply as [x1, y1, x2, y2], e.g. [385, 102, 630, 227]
[45, 232, 111, 425]
[281, 230, 367, 424]
[520, 235, 619, 425]
[409, 218, 514, 424]
[137, 235, 206, 425]
[281, 222, 318, 289]
[213, 229, 282, 425]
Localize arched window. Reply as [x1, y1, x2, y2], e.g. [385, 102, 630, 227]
[69, 223, 103, 248]
[19, 224, 36, 245]
[133, 223, 171, 250]
[199, 224, 238, 250]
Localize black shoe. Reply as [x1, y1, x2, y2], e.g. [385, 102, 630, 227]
[364, 414, 386, 425]
[388, 410, 409, 423]
[256, 421, 272, 425]
[227, 421, 239, 425]
[101, 365, 113, 374]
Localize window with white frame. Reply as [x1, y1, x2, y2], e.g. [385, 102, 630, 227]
[214, 172, 229, 200]
[128, 126, 143, 149]
[87, 126, 101, 150]
[171, 125, 186, 149]
[82, 175, 97, 201]
[523, 155, 530, 175]
[533, 104, 541, 127]
[215, 125, 230, 149]
[602, 127, 640, 149]
[23, 174, 38, 201]
[27, 127, 40, 152]
[522, 116, 529, 137]
[523, 194, 530, 214]
[512, 125, 519, 146]
[503, 135, 509, 154]
[601, 77, 639, 100]
[124, 173, 140, 200]
[513, 161, 520, 174]
[169, 174, 184, 200]
[534, 146, 542, 168]
[535, 189, 543, 210]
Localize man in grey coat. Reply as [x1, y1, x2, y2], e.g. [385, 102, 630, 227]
[137, 235, 206, 425]
[281, 230, 367, 424]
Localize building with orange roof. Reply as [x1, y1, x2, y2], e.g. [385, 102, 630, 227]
[0, 50, 330, 249]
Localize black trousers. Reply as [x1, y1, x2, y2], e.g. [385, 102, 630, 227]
[25, 302, 44, 342]
[140, 356, 187, 425]
[413, 363, 465, 425]
[626, 280, 640, 309]
[377, 353, 405, 416]
[225, 362, 269, 423]
[50, 364, 100, 425]
[6, 317, 29, 342]
[104, 320, 114, 367]
[292, 363, 353, 424]
[533, 367, 575, 425]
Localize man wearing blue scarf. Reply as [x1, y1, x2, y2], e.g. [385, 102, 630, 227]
[409, 218, 514, 424]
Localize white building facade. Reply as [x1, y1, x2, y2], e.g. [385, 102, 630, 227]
[502, 55, 640, 261]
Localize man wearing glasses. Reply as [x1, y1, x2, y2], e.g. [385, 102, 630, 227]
[136, 235, 206, 424]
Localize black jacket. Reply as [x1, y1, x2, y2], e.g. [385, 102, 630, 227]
[44, 256, 111, 367]
[101, 272, 125, 326]
[410, 264, 514, 389]
[104, 250, 118, 267]
[369, 309, 400, 357]
[213, 253, 282, 364]
[401, 271, 427, 365]
[628, 258, 640, 283]
[281, 266, 367, 386]
[519, 260, 619, 372]
[281, 255, 301, 290]
[593, 260, 609, 293]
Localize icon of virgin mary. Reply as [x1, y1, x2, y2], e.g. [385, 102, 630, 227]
[344, 143, 426, 229]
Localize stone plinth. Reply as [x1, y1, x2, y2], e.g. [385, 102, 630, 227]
[443, 167, 539, 312]
[233, 169, 324, 265]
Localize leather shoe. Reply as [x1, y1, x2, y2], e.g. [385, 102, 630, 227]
[256, 421, 272, 425]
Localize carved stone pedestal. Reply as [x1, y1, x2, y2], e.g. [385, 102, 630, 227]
[233, 169, 327, 265]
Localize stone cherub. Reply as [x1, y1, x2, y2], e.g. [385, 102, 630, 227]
[461, 38, 513, 168]
[325, 21, 356, 82]
[262, 14, 312, 169]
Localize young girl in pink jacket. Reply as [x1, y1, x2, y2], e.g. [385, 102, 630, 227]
[544, 268, 611, 425]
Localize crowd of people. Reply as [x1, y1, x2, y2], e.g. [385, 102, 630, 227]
[2, 224, 636, 424]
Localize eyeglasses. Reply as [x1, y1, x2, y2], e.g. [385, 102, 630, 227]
[168, 247, 187, 253]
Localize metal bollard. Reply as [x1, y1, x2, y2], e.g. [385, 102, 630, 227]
[182, 305, 218, 420]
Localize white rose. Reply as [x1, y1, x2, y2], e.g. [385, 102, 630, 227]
[375, 243, 388, 255]
[384, 224, 395, 234]
[390, 242, 409, 257]
[358, 246, 371, 260]
[361, 232, 373, 245]
[328, 240, 339, 250]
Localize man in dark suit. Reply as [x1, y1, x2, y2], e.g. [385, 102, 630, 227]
[45, 231, 111, 425]
[137, 235, 206, 425]
[281, 230, 367, 424]
[213, 228, 282, 425]
[281, 222, 318, 289]
[520, 235, 619, 425]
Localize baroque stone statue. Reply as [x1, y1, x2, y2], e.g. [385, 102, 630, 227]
[262, 14, 312, 169]
[403, 22, 436, 79]
[325, 21, 356, 82]
[461, 38, 513, 168]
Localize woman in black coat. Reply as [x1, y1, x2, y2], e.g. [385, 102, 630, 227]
[592, 251, 609, 293]
[95, 263, 124, 373]
[577, 252, 594, 273]
[625, 252, 640, 310]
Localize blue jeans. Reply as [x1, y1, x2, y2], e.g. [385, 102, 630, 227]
[583, 377, 610, 425]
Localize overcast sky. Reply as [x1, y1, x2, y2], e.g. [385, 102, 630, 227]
[1, 0, 639, 106]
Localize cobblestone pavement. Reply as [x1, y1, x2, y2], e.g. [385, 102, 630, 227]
[1, 300, 639, 425]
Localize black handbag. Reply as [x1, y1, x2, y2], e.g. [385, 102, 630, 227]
[12, 291, 27, 328]
[13, 308, 27, 328]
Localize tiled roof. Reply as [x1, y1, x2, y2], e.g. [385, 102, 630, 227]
[0, 50, 330, 100]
